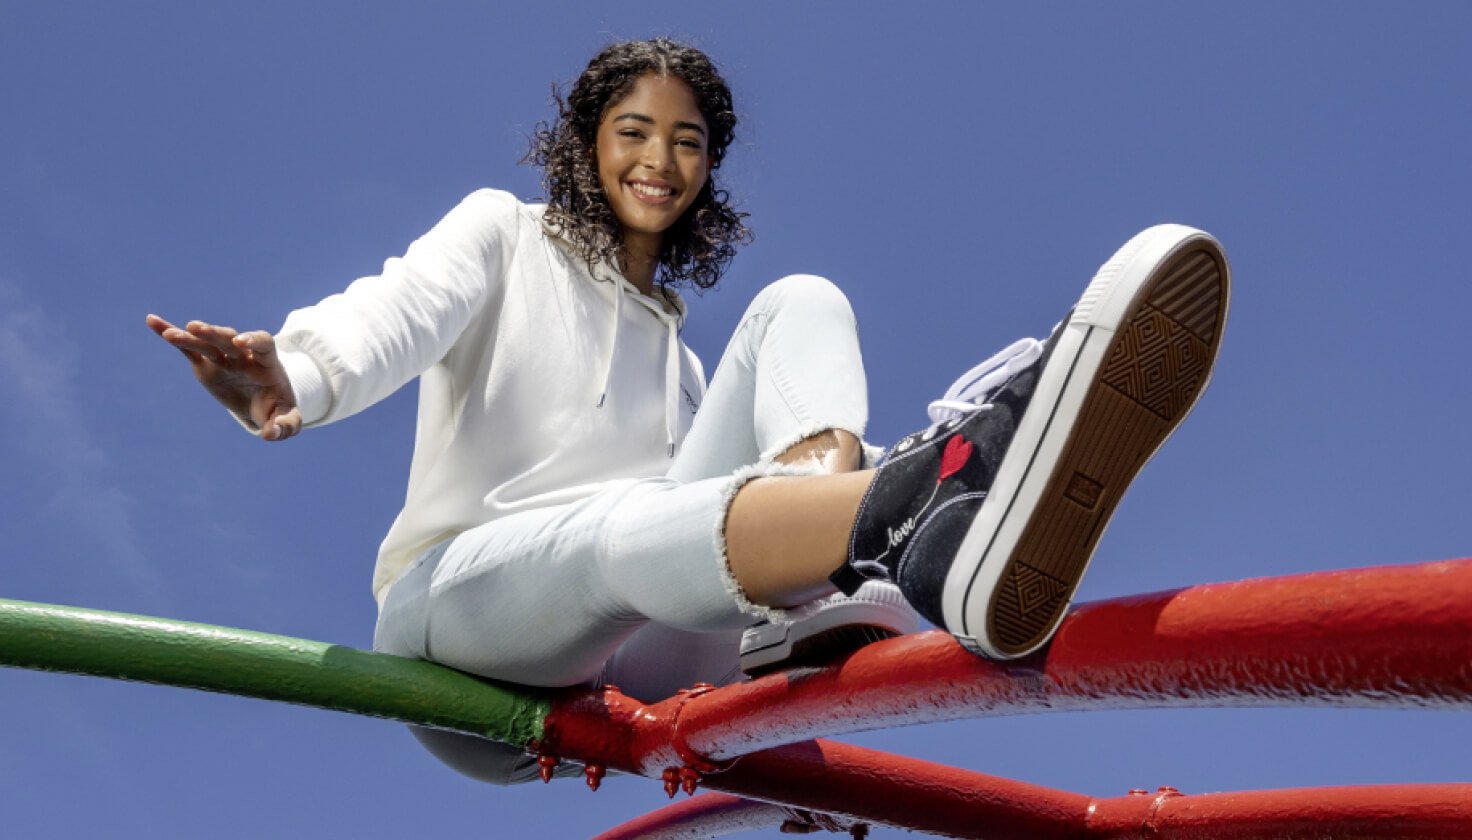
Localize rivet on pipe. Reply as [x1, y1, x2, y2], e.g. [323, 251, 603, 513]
[536, 753, 559, 784]
[584, 763, 605, 792]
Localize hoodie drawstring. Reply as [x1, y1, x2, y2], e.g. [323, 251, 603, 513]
[595, 275, 624, 409]
[594, 275, 685, 458]
[664, 321, 680, 457]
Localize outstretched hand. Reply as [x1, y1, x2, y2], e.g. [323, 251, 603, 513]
[146, 315, 302, 441]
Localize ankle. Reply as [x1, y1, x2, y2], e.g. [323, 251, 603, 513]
[725, 470, 873, 608]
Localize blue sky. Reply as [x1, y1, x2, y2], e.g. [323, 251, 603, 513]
[2, 3, 1469, 837]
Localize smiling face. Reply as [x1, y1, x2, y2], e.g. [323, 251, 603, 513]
[595, 73, 712, 262]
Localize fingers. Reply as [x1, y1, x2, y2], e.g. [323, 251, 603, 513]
[185, 321, 243, 361]
[260, 406, 303, 442]
[148, 316, 260, 365]
[145, 313, 175, 336]
[148, 314, 207, 363]
[149, 316, 228, 361]
[232, 330, 280, 365]
[150, 315, 296, 440]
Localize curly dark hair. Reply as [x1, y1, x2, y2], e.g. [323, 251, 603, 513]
[528, 38, 751, 291]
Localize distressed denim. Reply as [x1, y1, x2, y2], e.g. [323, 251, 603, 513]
[372, 275, 870, 783]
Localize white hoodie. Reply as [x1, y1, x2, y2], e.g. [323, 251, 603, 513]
[270, 189, 707, 601]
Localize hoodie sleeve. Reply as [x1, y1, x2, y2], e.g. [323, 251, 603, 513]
[272, 189, 520, 428]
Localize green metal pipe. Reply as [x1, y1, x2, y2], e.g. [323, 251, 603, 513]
[0, 598, 550, 748]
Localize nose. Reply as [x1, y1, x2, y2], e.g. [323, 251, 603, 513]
[641, 140, 674, 172]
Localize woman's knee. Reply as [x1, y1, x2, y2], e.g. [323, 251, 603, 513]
[753, 274, 855, 324]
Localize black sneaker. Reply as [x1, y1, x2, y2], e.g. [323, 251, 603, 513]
[833, 224, 1230, 659]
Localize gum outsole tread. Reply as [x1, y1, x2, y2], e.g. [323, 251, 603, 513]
[986, 245, 1227, 656]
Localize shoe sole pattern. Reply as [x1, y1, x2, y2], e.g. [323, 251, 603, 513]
[947, 226, 1229, 659]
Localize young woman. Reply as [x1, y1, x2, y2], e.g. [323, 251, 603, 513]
[147, 38, 1229, 784]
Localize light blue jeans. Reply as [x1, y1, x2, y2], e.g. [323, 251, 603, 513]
[373, 275, 871, 783]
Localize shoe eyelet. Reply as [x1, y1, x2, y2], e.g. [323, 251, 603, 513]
[894, 437, 913, 452]
[920, 428, 936, 442]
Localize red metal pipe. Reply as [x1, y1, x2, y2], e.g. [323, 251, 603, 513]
[594, 739, 1090, 840]
[543, 559, 1472, 777]
[538, 559, 1472, 837]
[591, 793, 830, 839]
[672, 557, 1472, 764]
[599, 778, 1472, 840]
[1090, 783, 1472, 838]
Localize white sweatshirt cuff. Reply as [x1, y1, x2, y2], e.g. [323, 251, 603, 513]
[278, 349, 331, 426]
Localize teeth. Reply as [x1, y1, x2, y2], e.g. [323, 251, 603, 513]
[631, 183, 672, 197]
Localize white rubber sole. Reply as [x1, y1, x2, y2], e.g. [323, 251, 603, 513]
[941, 224, 1231, 659]
[739, 581, 917, 676]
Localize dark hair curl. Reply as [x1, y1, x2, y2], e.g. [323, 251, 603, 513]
[528, 38, 751, 291]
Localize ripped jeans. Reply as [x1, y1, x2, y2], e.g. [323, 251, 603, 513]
[372, 275, 871, 783]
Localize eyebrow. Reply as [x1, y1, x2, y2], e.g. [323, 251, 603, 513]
[612, 112, 707, 137]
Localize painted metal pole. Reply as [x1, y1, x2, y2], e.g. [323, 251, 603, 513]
[6, 559, 1471, 837]
[657, 557, 1472, 766]
[7, 560, 1467, 766]
[538, 559, 1472, 835]
[0, 598, 551, 747]
[1087, 783, 1472, 838]
[594, 739, 1090, 839]
[591, 793, 812, 839]
[602, 781, 1472, 840]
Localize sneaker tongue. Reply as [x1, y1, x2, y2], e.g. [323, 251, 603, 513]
[928, 337, 1044, 423]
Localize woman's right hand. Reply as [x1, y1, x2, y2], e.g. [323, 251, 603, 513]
[146, 315, 302, 441]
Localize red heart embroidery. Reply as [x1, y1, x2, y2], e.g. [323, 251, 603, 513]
[937, 435, 973, 483]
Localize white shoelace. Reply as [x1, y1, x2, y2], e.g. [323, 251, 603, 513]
[926, 337, 1044, 425]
